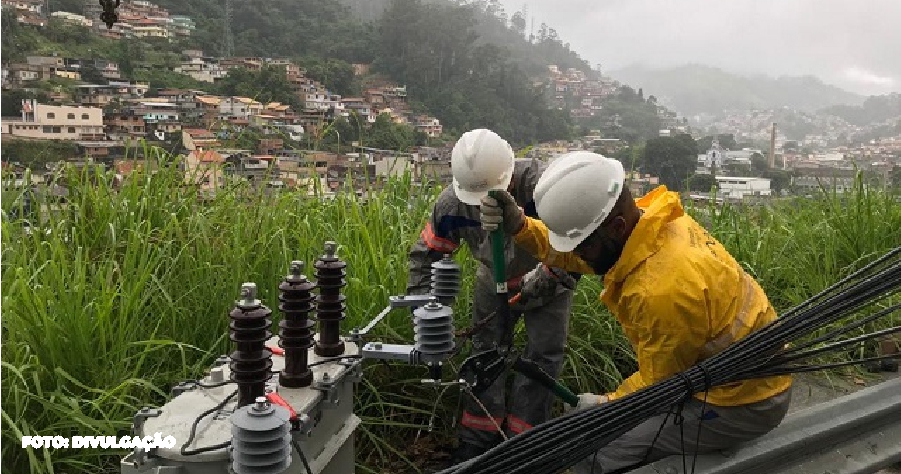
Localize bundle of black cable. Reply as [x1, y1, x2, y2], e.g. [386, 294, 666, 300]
[439, 246, 901, 474]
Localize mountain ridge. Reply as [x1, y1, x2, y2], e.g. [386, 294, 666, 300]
[608, 64, 866, 117]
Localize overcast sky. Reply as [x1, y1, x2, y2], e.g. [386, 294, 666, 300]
[495, 0, 901, 96]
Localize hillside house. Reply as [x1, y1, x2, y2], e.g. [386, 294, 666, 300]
[73, 81, 149, 107]
[219, 97, 263, 121]
[413, 115, 442, 138]
[184, 149, 225, 194]
[3, 101, 104, 141]
[341, 98, 375, 123]
[175, 56, 225, 83]
[50, 11, 92, 27]
[182, 128, 220, 151]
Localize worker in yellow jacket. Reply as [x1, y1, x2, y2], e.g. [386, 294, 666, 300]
[479, 151, 793, 473]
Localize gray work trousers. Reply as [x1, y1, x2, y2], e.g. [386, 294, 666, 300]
[458, 266, 574, 448]
[573, 388, 792, 474]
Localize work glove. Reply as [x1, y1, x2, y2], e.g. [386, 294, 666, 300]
[479, 190, 525, 235]
[511, 264, 577, 308]
[565, 393, 609, 413]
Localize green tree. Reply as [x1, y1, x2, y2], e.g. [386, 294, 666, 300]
[762, 169, 793, 195]
[751, 152, 768, 175]
[1, 89, 50, 116]
[215, 66, 303, 111]
[641, 134, 698, 191]
[697, 133, 737, 152]
[301, 57, 358, 96]
[687, 173, 716, 192]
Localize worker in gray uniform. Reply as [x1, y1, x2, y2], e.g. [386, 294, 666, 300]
[406, 128, 580, 465]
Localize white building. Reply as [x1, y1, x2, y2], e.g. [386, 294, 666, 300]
[715, 176, 771, 199]
[2, 100, 104, 141]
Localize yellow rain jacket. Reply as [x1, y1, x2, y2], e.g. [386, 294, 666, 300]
[512, 185, 792, 407]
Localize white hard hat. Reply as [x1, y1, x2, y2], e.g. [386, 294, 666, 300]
[451, 129, 515, 205]
[533, 151, 625, 252]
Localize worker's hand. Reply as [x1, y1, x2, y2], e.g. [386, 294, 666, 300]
[480, 190, 525, 234]
[514, 264, 562, 308]
[565, 393, 608, 413]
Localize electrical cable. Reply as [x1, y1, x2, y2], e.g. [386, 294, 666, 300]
[292, 438, 313, 474]
[307, 354, 363, 368]
[435, 247, 901, 474]
[180, 389, 238, 456]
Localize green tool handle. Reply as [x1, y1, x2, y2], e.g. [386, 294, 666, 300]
[512, 357, 580, 407]
[488, 190, 507, 291]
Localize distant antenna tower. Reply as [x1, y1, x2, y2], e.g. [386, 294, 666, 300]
[223, 0, 234, 57]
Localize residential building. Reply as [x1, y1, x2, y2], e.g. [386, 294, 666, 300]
[181, 128, 220, 151]
[3, 101, 104, 141]
[157, 89, 207, 124]
[168, 15, 195, 37]
[219, 57, 264, 72]
[2, 0, 43, 15]
[219, 96, 263, 121]
[626, 172, 660, 196]
[105, 110, 146, 139]
[715, 176, 772, 199]
[194, 96, 221, 128]
[131, 18, 169, 39]
[73, 81, 148, 107]
[7, 64, 42, 84]
[50, 11, 92, 27]
[174, 55, 225, 83]
[413, 115, 442, 138]
[224, 153, 283, 189]
[184, 149, 225, 194]
[341, 98, 374, 123]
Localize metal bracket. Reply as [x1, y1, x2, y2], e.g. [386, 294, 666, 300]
[361, 342, 417, 363]
[313, 372, 340, 408]
[338, 357, 364, 383]
[132, 407, 162, 437]
[387, 294, 437, 308]
[131, 407, 162, 467]
[170, 381, 196, 397]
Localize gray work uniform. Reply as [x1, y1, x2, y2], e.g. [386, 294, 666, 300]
[573, 388, 792, 474]
[407, 158, 581, 447]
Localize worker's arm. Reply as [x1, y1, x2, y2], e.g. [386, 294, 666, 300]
[605, 284, 710, 401]
[512, 216, 595, 275]
[406, 188, 477, 296]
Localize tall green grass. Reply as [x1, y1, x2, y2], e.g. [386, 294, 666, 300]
[2, 156, 899, 473]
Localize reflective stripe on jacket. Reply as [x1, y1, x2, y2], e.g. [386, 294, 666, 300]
[512, 185, 792, 407]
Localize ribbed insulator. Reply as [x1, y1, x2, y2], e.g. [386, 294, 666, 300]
[413, 300, 455, 364]
[230, 397, 292, 474]
[313, 241, 346, 357]
[430, 254, 461, 305]
[278, 261, 316, 388]
[229, 283, 274, 408]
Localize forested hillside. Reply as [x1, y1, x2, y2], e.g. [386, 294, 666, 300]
[26, 0, 597, 144]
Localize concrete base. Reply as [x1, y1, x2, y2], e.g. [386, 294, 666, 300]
[625, 376, 901, 474]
